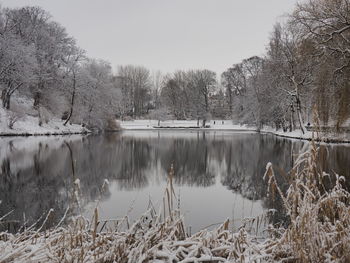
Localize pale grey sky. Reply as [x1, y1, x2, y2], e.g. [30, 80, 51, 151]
[1, 0, 299, 74]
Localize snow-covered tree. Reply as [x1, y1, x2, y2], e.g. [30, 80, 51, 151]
[116, 65, 151, 118]
[74, 59, 119, 130]
[0, 34, 37, 109]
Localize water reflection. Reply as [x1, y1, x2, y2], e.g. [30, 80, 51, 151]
[0, 131, 349, 232]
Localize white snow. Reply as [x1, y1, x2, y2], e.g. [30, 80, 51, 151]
[260, 126, 350, 143]
[120, 119, 257, 131]
[120, 120, 350, 143]
[0, 103, 89, 136]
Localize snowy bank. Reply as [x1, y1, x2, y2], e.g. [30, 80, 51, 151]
[120, 120, 350, 143]
[0, 106, 89, 136]
[120, 119, 257, 131]
[260, 126, 350, 143]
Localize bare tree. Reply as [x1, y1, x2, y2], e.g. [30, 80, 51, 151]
[187, 69, 216, 126]
[241, 56, 264, 127]
[161, 74, 185, 119]
[292, 0, 350, 128]
[0, 34, 37, 109]
[62, 47, 85, 125]
[221, 64, 246, 116]
[151, 70, 164, 110]
[74, 59, 118, 129]
[116, 65, 151, 118]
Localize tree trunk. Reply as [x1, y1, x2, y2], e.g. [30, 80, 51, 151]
[33, 91, 41, 108]
[290, 103, 294, 132]
[228, 89, 233, 116]
[296, 96, 306, 134]
[1, 83, 21, 110]
[64, 71, 77, 126]
[204, 91, 209, 113]
[2, 89, 11, 109]
[291, 77, 306, 134]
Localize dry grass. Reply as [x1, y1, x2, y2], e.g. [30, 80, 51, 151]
[1, 139, 350, 262]
[264, 138, 350, 263]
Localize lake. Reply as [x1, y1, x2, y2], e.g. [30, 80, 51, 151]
[1, 131, 349, 233]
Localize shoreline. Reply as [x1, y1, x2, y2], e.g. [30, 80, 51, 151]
[120, 121, 350, 144]
[1, 123, 349, 144]
[259, 130, 350, 144]
[121, 127, 258, 132]
[0, 130, 91, 137]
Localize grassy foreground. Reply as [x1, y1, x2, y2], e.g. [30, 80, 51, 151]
[1, 141, 350, 263]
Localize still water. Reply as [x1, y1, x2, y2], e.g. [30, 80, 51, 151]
[0, 131, 349, 232]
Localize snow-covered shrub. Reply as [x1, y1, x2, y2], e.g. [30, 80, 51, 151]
[38, 107, 52, 126]
[7, 112, 21, 129]
[6, 103, 26, 129]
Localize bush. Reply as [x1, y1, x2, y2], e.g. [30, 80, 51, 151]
[105, 118, 121, 131]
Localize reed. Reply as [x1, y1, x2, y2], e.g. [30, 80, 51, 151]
[265, 139, 350, 262]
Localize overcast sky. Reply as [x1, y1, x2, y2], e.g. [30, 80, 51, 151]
[1, 0, 299, 74]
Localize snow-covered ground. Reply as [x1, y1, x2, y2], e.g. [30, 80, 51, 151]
[260, 126, 350, 143]
[0, 112, 88, 136]
[0, 98, 89, 136]
[120, 119, 257, 131]
[120, 120, 350, 143]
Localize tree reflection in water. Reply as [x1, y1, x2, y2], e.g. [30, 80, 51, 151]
[0, 132, 349, 232]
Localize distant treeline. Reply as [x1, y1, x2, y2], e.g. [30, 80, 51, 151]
[0, 0, 349, 131]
